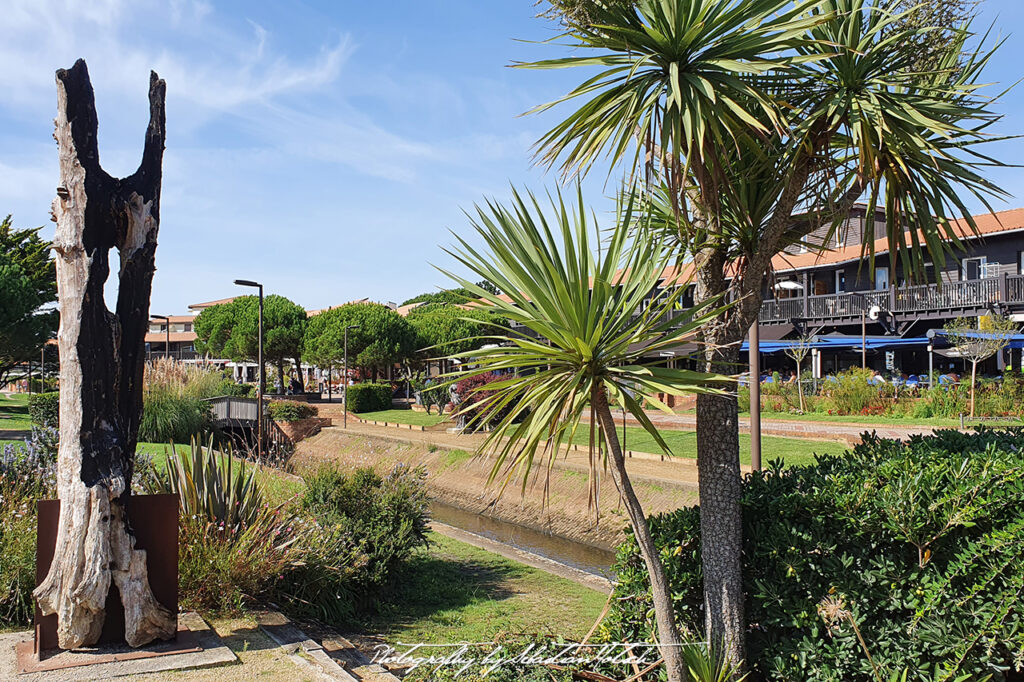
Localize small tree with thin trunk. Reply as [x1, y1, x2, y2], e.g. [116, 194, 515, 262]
[33, 60, 175, 649]
[783, 336, 814, 413]
[943, 315, 1017, 417]
[440, 186, 732, 682]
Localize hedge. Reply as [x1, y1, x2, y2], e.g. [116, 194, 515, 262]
[345, 383, 392, 413]
[604, 428, 1024, 681]
[267, 400, 318, 422]
[27, 392, 59, 429]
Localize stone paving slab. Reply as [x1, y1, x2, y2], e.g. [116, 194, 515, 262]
[0, 612, 236, 681]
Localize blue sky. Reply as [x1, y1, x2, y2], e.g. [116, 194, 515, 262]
[1, 0, 1023, 315]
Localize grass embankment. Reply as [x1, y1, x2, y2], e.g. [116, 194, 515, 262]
[365, 531, 606, 645]
[569, 426, 839, 467]
[356, 409, 447, 427]
[0, 393, 31, 431]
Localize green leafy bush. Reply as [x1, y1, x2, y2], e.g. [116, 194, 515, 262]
[412, 377, 449, 415]
[345, 382, 392, 413]
[27, 391, 59, 429]
[267, 400, 317, 422]
[604, 429, 1024, 681]
[281, 464, 429, 622]
[216, 378, 254, 398]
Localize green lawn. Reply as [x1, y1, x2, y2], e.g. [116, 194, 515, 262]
[740, 410, 966, 427]
[364, 531, 606, 645]
[356, 409, 448, 427]
[675, 407, 990, 428]
[0, 394, 32, 431]
[570, 426, 842, 467]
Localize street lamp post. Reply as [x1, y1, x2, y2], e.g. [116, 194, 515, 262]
[343, 325, 360, 429]
[235, 280, 264, 459]
[151, 314, 170, 360]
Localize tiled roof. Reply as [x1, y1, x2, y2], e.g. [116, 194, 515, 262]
[770, 207, 1024, 273]
[654, 207, 1024, 281]
[188, 296, 236, 310]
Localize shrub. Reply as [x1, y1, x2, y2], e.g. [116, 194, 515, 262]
[215, 378, 254, 398]
[454, 372, 514, 429]
[267, 400, 317, 422]
[27, 391, 59, 429]
[281, 464, 429, 621]
[345, 383, 392, 413]
[604, 428, 1024, 681]
[412, 377, 449, 415]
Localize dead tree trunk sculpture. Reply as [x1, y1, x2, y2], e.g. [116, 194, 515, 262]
[32, 59, 175, 650]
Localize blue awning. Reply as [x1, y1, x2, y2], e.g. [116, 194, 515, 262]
[929, 330, 1024, 350]
[741, 335, 931, 353]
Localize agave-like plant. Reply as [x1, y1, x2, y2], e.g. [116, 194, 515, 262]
[439, 185, 731, 682]
[152, 437, 274, 533]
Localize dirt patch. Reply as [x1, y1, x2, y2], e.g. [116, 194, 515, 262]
[291, 427, 698, 551]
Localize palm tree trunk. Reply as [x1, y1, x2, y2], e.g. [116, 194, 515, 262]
[593, 386, 689, 682]
[695, 348, 745, 667]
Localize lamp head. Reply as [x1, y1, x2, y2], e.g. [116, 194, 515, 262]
[234, 279, 261, 288]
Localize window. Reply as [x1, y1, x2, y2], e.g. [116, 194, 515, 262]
[874, 266, 889, 291]
[922, 261, 935, 284]
[1018, 251, 1024, 275]
[835, 269, 846, 293]
[962, 256, 987, 280]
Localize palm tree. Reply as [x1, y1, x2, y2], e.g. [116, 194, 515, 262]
[520, 0, 1009, 664]
[439, 186, 731, 682]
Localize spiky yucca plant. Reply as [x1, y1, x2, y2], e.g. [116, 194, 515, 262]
[440, 186, 731, 682]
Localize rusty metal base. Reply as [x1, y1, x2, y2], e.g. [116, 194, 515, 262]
[34, 494, 179, 653]
[15, 624, 201, 674]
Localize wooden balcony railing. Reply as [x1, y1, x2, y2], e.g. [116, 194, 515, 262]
[759, 273, 1024, 323]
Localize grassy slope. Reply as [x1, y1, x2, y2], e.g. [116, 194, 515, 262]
[364, 531, 606, 645]
[356, 409, 447, 427]
[569, 425, 840, 467]
[0, 394, 32, 431]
